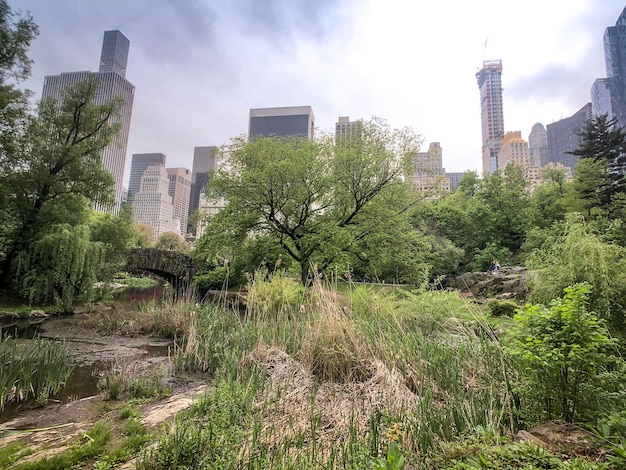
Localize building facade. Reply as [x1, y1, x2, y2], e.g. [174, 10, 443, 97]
[546, 103, 592, 172]
[498, 131, 530, 171]
[167, 168, 192, 237]
[603, 7, 626, 127]
[249, 106, 315, 139]
[407, 142, 450, 193]
[335, 116, 361, 144]
[476, 60, 505, 175]
[128, 153, 167, 203]
[188, 146, 218, 235]
[591, 78, 615, 119]
[528, 123, 549, 167]
[41, 30, 135, 213]
[132, 165, 179, 240]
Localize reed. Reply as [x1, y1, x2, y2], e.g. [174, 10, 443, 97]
[0, 335, 74, 409]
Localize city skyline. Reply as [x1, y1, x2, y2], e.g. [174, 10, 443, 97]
[13, 0, 625, 181]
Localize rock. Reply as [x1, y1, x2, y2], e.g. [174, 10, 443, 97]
[30, 310, 48, 318]
[447, 267, 527, 301]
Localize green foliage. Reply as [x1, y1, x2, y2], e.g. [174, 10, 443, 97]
[89, 203, 137, 275]
[128, 365, 170, 399]
[570, 114, 626, 220]
[15, 223, 105, 310]
[505, 284, 623, 423]
[155, 231, 188, 252]
[1, 76, 122, 299]
[0, 335, 74, 409]
[200, 118, 423, 285]
[526, 213, 626, 333]
[136, 377, 259, 470]
[472, 242, 510, 272]
[135, 223, 154, 248]
[370, 442, 406, 470]
[487, 299, 518, 317]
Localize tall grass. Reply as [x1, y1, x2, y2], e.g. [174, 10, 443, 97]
[133, 272, 519, 468]
[0, 335, 74, 409]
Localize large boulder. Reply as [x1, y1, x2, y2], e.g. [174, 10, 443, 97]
[447, 266, 526, 301]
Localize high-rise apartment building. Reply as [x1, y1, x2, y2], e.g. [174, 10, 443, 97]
[188, 146, 218, 235]
[498, 131, 530, 171]
[167, 168, 192, 237]
[528, 123, 549, 167]
[603, 7, 626, 127]
[407, 142, 450, 193]
[249, 106, 315, 139]
[476, 60, 505, 175]
[335, 116, 361, 144]
[128, 153, 167, 203]
[546, 103, 592, 172]
[133, 165, 179, 240]
[41, 30, 135, 213]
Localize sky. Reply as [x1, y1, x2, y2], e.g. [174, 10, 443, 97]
[11, 0, 626, 183]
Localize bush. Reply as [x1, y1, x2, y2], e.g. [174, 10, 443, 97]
[505, 284, 624, 423]
[526, 213, 626, 335]
[487, 299, 518, 317]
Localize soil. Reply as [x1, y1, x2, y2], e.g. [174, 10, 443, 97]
[0, 310, 211, 466]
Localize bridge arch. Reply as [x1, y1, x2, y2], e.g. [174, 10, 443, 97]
[126, 248, 198, 298]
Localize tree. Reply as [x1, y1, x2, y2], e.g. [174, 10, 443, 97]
[506, 284, 622, 423]
[0, 77, 121, 285]
[155, 231, 188, 252]
[200, 118, 422, 285]
[89, 203, 137, 275]
[570, 114, 626, 220]
[0, 0, 38, 265]
[136, 224, 154, 248]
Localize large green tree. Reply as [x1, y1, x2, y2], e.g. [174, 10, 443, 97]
[570, 114, 626, 220]
[1, 78, 121, 287]
[198, 118, 425, 285]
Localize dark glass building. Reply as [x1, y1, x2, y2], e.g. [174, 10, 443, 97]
[546, 103, 592, 172]
[604, 7, 626, 127]
[249, 106, 315, 140]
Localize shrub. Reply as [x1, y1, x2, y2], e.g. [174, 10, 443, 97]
[505, 284, 624, 423]
[526, 213, 626, 335]
[487, 299, 518, 317]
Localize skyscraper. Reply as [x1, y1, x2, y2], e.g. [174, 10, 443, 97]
[188, 146, 218, 235]
[249, 106, 315, 140]
[603, 7, 626, 127]
[591, 78, 615, 119]
[476, 60, 505, 175]
[133, 165, 179, 240]
[41, 30, 135, 213]
[528, 123, 549, 167]
[128, 153, 167, 203]
[547, 103, 592, 172]
[167, 168, 192, 237]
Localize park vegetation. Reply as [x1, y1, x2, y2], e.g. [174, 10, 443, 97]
[2, 0, 626, 467]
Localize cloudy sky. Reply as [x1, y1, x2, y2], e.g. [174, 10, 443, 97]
[11, 0, 626, 182]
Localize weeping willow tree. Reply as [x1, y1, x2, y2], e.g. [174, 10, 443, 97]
[526, 213, 626, 334]
[16, 224, 105, 310]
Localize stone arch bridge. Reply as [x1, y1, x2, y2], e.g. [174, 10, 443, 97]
[126, 248, 199, 298]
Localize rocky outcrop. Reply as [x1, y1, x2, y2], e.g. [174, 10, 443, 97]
[447, 266, 526, 301]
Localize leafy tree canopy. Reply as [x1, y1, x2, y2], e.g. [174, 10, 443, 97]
[198, 118, 425, 285]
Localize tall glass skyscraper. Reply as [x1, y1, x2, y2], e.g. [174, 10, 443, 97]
[602, 7, 626, 127]
[41, 30, 135, 213]
[476, 60, 504, 175]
